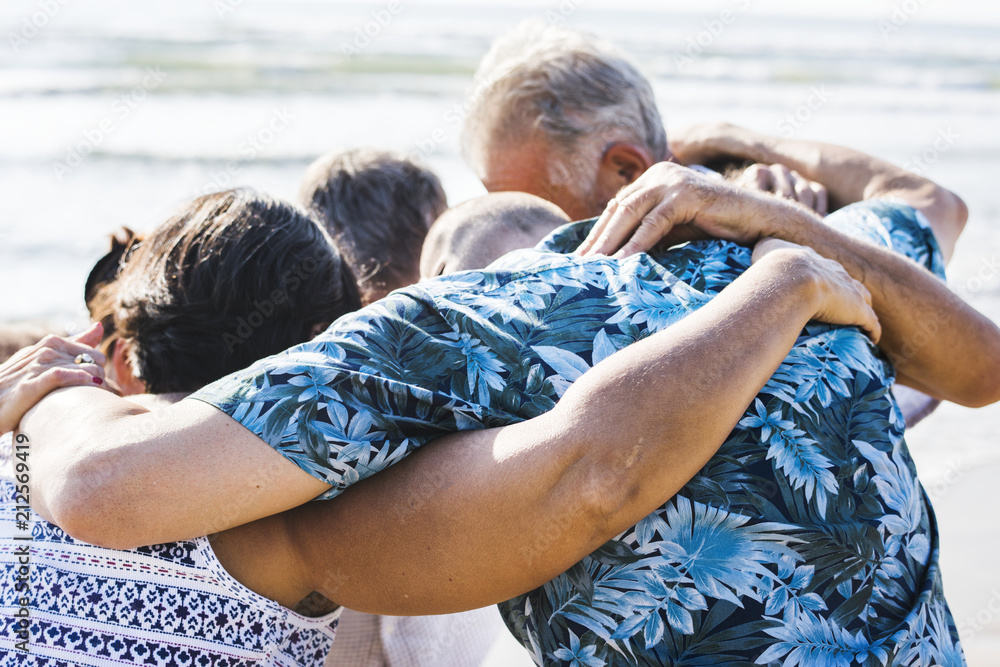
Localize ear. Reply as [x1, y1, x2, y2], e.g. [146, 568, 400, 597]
[109, 339, 147, 396]
[600, 142, 655, 187]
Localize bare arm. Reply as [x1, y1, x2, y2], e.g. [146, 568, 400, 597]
[669, 122, 967, 260]
[21, 241, 873, 571]
[578, 163, 1000, 407]
[22, 393, 330, 549]
[212, 246, 879, 614]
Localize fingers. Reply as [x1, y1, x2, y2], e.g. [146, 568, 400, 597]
[858, 301, 882, 344]
[0, 351, 106, 433]
[749, 164, 773, 192]
[746, 164, 795, 201]
[793, 176, 815, 212]
[34, 333, 108, 368]
[0, 334, 107, 387]
[34, 366, 106, 393]
[612, 205, 678, 259]
[71, 321, 104, 348]
[791, 174, 829, 216]
[584, 190, 658, 257]
[743, 164, 828, 215]
[812, 183, 829, 217]
[580, 162, 738, 257]
[576, 198, 619, 256]
[769, 165, 796, 200]
[27, 345, 106, 383]
[852, 280, 881, 343]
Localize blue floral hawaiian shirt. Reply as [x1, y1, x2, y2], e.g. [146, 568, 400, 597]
[192, 200, 963, 666]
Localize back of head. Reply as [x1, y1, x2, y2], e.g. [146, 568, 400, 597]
[420, 191, 570, 278]
[106, 189, 361, 394]
[462, 20, 667, 189]
[298, 149, 447, 303]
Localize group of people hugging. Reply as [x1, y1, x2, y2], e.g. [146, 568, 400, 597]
[2, 20, 999, 667]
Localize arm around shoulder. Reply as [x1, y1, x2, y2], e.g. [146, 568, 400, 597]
[22, 388, 329, 549]
[285, 248, 873, 615]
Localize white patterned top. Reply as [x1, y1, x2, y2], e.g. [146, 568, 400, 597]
[0, 432, 341, 666]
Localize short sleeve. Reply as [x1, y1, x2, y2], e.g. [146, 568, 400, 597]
[823, 200, 947, 280]
[189, 289, 512, 500]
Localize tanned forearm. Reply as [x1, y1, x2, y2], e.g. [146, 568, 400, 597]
[673, 122, 967, 259]
[757, 198, 1000, 405]
[21, 388, 329, 549]
[584, 160, 1000, 407]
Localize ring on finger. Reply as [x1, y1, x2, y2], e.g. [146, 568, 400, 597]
[74, 353, 95, 365]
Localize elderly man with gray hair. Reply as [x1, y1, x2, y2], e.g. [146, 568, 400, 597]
[462, 21, 670, 222]
[449, 18, 978, 666]
[462, 21, 841, 222]
[460, 20, 950, 427]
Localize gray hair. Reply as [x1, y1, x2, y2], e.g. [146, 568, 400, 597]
[462, 20, 667, 186]
[298, 148, 447, 303]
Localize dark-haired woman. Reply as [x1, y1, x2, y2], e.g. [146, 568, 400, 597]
[1, 189, 360, 665]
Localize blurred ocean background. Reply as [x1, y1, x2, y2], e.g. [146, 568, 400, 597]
[1, 0, 998, 663]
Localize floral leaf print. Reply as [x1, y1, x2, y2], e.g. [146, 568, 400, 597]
[552, 630, 606, 667]
[636, 497, 801, 610]
[532, 345, 592, 397]
[756, 613, 890, 667]
[192, 201, 960, 665]
[740, 400, 839, 518]
[853, 440, 927, 564]
[591, 329, 618, 366]
[445, 331, 507, 404]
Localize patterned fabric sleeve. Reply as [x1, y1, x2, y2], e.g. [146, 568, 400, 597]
[189, 288, 515, 500]
[823, 199, 947, 279]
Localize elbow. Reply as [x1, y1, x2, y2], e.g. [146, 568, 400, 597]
[948, 338, 1000, 408]
[920, 183, 968, 252]
[959, 362, 1000, 408]
[576, 447, 645, 541]
[46, 460, 144, 550]
[936, 187, 969, 240]
[968, 323, 1000, 407]
[949, 190, 969, 233]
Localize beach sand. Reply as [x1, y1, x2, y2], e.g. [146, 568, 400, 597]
[908, 401, 1000, 665]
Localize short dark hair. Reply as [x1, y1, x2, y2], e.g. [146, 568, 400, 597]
[103, 189, 361, 394]
[298, 149, 447, 303]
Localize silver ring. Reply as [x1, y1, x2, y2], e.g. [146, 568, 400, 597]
[74, 353, 95, 365]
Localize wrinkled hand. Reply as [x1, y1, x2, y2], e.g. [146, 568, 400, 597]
[753, 237, 881, 343]
[576, 162, 779, 258]
[0, 322, 108, 434]
[737, 164, 828, 216]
